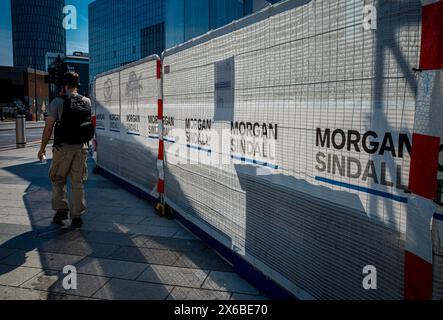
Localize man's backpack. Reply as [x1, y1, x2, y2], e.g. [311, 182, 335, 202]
[54, 94, 95, 145]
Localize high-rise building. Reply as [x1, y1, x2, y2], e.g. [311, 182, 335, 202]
[88, 0, 281, 80]
[88, 0, 165, 80]
[165, 0, 281, 49]
[10, 0, 66, 71]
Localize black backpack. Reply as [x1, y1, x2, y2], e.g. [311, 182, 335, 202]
[54, 94, 95, 145]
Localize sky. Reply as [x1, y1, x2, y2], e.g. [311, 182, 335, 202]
[0, 0, 94, 67]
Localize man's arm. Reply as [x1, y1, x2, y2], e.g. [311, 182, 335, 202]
[38, 117, 56, 161]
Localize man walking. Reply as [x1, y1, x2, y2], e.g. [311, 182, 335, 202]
[38, 72, 95, 228]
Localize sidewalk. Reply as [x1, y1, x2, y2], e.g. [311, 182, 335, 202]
[0, 145, 267, 300]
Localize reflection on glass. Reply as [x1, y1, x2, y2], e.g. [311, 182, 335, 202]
[185, 0, 210, 40]
[165, 0, 185, 48]
[210, 0, 244, 30]
[165, 0, 282, 49]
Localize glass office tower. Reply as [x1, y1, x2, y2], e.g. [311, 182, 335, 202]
[88, 0, 165, 80]
[11, 0, 66, 71]
[165, 0, 281, 48]
[89, 0, 281, 79]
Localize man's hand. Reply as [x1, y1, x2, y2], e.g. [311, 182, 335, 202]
[38, 148, 46, 161]
[39, 116, 56, 161]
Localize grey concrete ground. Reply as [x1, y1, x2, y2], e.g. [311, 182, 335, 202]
[0, 145, 268, 300]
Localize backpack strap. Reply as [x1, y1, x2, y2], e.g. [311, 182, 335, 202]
[53, 95, 71, 147]
[59, 95, 71, 123]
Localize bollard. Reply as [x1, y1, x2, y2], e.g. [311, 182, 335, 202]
[15, 115, 26, 148]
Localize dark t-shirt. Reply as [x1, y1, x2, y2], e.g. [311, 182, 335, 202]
[47, 92, 91, 150]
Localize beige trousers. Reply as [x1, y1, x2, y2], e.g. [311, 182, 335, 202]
[49, 146, 88, 218]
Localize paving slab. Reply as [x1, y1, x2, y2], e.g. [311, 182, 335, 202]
[0, 194, 24, 201]
[0, 208, 29, 215]
[75, 257, 148, 280]
[202, 271, 260, 295]
[173, 228, 200, 240]
[37, 228, 87, 241]
[123, 201, 156, 210]
[85, 205, 126, 215]
[21, 270, 110, 298]
[108, 246, 181, 266]
[0, 265, 42, 286]
[141, 236, 209, 252]
[0, 285, 52, 300]
[0, 285, 95, 300]
[140, 217, 180, 228]
[77, 221, 118, 233]
[174, 249, 233, 272]
[0, 250, 85, 271]
[77, 231, 149, 248]
[91, 214, 147, 224]
[0, 247, 17, 260]
[0, 215, 32, 225]
[29, 217, 62, 229]
[93, 278, 172, 300]
[0, 199, 28, 209]
[167, 287, 232, 300]
[111, 223, 180, 237]
[0, 233, 45, 251]
[37, 239, 119, 258]
[0, 222, 33, 235]
[38, 229, 148, 248]
[119, 207, 158, 216]
[137, 265, 209, 288]
[231, 293, 269, 300]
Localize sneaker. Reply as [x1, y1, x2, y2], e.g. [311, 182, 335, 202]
[52, 210, 69, 225]
[71, 217, 83, 229]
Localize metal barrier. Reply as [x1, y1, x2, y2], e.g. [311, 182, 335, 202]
[93, 55, 161, 198]
[91, 0, 443, 299]
[161, 0, 441, 299]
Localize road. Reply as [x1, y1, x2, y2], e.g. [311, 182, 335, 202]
[0, 127, 43, 149]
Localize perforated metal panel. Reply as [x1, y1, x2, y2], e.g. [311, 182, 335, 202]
[162, 0, 424, 299]
[94, 56, 160, 197]
[89, 0, 443, 300]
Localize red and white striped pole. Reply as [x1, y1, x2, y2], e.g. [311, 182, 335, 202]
[92, 114, 97, 152]
[404, 0, 443, 300]
[156, 58, 166, 207]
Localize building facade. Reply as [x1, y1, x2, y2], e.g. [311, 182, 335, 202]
[88, 0, 165, 80]
[88, 0, 280, 80]
[46, 52, 90, 100]
[10, 0, 66, 71]
[0, 66, 49, 121]
[165, 0, 281, 48]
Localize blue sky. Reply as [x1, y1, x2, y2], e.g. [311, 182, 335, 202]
[0, 0, 94, 67]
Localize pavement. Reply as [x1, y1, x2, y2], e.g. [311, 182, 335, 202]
[0, 145, 267, 300]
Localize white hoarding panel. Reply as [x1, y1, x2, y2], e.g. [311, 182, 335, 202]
[162, 0, 425, 299]
[94, 57, 160, 196]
